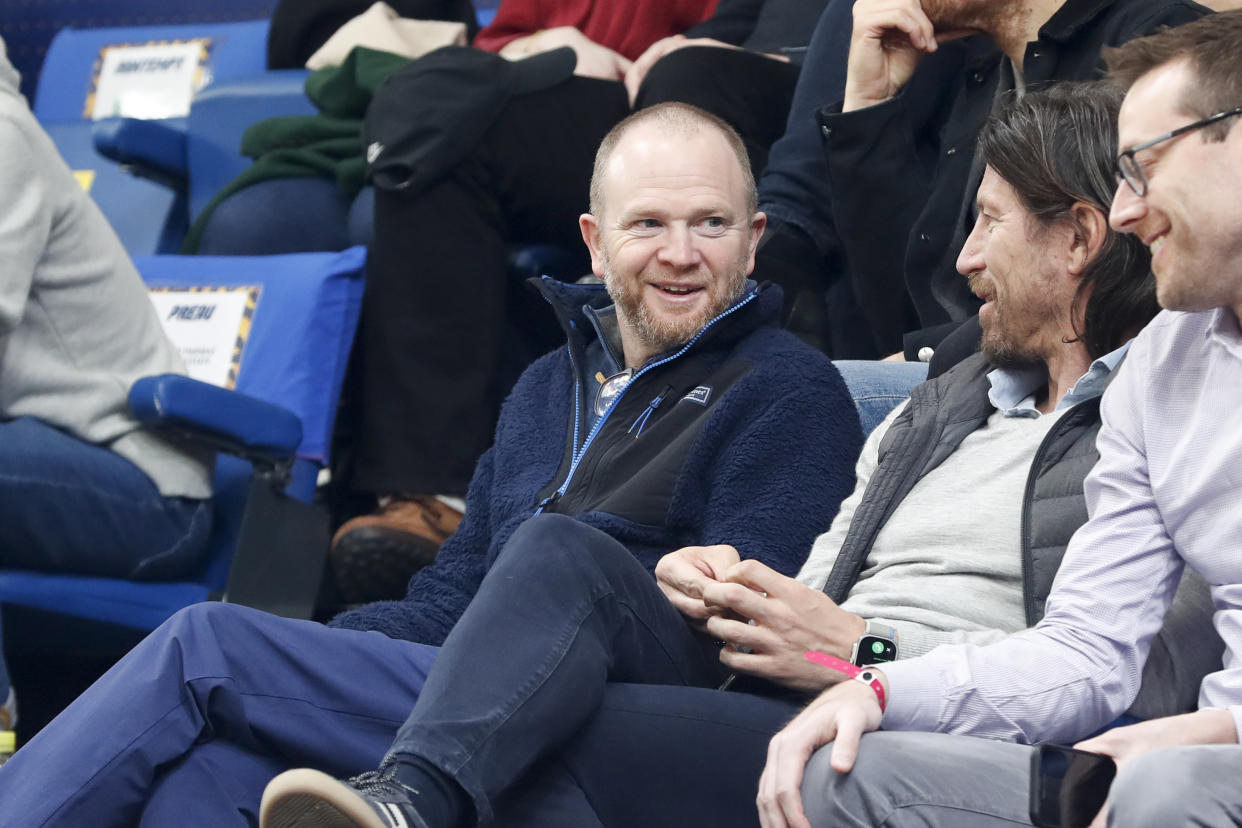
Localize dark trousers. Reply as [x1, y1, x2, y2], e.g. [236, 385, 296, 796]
[496, 683, 800, 827]
[388, 513, 731, 823]
[0, 514, 755, 826]
[353, 48, 802, 497]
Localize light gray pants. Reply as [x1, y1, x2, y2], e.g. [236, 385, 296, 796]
[801, 732, 1242, 827]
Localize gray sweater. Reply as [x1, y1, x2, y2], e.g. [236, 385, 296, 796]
[0, 43, 212, 499]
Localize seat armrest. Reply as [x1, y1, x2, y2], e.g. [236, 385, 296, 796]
[129, 374, 303, 464]
[94, 117, 189, 187]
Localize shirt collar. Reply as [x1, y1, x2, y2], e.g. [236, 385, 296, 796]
[986, 341, 1131, 417]
[583, 302, 625, 373]
[1206, 307, 1242, 360]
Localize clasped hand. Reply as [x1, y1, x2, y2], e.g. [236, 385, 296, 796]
[655, 548, 866, 692]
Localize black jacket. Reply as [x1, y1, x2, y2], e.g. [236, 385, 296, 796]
[820, 353, 1222, 719]
[820, 0, 1211, 354]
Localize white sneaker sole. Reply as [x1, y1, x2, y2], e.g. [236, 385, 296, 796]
[260, 768, 398, 828]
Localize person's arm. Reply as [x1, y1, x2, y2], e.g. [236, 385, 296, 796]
[328, 353, 565, 644]
[328, 443, 499, 645]
[876, 338, 1189, 745]
[690, 352, 864, 580]
[0, 118, 50, 340]
[821, 57, 967, 353]
[682, 397, 897, 693]
[795, 400, 902, 590]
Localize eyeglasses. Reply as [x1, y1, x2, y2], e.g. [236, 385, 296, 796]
[1116, 107, 1242, 196]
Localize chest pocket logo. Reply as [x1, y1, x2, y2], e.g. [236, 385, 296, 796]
[682, 385, 712, 406]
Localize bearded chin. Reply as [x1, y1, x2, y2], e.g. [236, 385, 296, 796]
[980, 319, 1043, 371]
[602, 261, 748, 356]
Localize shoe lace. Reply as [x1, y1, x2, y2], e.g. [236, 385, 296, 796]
[347, 764, 422, 802]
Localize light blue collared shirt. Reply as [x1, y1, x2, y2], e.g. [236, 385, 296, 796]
[985, 342, 1132, 418]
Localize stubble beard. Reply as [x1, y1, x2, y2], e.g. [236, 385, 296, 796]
[603, 258, 749, 357]
[970, 272, 1047, 370]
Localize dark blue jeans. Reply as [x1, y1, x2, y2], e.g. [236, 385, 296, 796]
[495, 683, 801, 828]
[0, 416, 212, 703]
[390, 512, 731, 824]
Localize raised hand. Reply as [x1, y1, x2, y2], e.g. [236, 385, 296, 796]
[842, 0, 940, 111]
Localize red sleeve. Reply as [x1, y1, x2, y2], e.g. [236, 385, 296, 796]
[473, 0, 719, 60]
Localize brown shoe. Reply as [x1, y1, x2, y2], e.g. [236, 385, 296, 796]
[330, 496, 463, 604]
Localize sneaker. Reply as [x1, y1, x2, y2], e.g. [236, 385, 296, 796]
[260, 767, 431, 828]
[330, 495, 464, 603]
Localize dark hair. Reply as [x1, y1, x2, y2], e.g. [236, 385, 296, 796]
[1106, 11, 1242, 140]
[977, 82, 1158, 358]
[588, 102, 757, 218]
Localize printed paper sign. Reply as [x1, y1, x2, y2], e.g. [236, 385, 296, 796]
[87, 39, 211, 119]
[148, 286, 261, 389]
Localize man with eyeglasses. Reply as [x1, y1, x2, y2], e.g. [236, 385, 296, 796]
[754, 13, 1242, 828]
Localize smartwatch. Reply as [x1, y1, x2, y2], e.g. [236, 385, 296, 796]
[850, 620, 898, 666]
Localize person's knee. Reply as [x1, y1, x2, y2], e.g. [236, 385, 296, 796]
[1106, 745, 1205, 826]
[161, 602, 264, 651]
[799, 738, 899, 825]
[635, 47, 723, 108]
[494, 514, 635, 584]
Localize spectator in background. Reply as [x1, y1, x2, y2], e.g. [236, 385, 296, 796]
[750, 0, 1209, 360]
[0, 38, 214, 739]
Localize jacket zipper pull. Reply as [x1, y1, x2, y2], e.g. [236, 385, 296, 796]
[535, 491, 562, 514]
[628, 386, 673, 437]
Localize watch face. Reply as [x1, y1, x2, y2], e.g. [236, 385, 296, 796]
[857, 635, 897, 665]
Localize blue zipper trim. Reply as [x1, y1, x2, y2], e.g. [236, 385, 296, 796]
[628, 386, 671, 438]
[537, 289, 759, 513]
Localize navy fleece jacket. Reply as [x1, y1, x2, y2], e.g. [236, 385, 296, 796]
[332, 279, 862, 645]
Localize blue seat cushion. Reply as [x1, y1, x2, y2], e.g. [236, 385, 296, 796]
[135, 246, 366, 463]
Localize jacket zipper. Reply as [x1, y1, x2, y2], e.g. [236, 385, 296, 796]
[534, 290, 758, 515]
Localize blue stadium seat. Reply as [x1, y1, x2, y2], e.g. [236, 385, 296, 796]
[32, 20, 275, 256]
[0, 246, 366, 650]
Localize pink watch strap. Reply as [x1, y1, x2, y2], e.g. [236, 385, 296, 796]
[804, 650, 887, 712]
